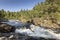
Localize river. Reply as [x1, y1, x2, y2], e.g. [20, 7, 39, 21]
[2, 20, 60, 40]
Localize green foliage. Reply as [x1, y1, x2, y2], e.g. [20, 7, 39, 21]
[0, 0, 60, 23]
[0, 9, 5, 19]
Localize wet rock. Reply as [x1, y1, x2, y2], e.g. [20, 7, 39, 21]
[24, 21, 31, 29]
[25, 37, 57, 40]
[0, 23, 16, 33]
[0, 33, 57, 40]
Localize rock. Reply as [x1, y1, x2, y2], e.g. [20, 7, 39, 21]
[0, 33, 58, 40]
[0, 23, 16, 33]
[25, 37, 56, 40]
[24, 21, 31, 29]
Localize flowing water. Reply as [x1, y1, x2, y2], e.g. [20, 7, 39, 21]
[2, 20, 60, 40]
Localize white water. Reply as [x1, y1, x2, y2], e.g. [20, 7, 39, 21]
[15, 25, 60, 39]
[2, 20, 60, 40]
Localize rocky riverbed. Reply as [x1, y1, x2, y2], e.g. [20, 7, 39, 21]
[0, 33, 57, 40]
[0, 20, 60, 40]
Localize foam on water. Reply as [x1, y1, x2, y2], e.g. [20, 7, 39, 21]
[2, 20, 60, 39]
[15, 25, 60, 39]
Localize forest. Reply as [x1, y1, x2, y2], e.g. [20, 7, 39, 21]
[0, 0, 60, 29]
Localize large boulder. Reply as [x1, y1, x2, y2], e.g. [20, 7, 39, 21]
[0, 23, 16, 33]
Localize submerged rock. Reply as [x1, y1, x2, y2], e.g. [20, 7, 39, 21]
[0, 23, 16, 33]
